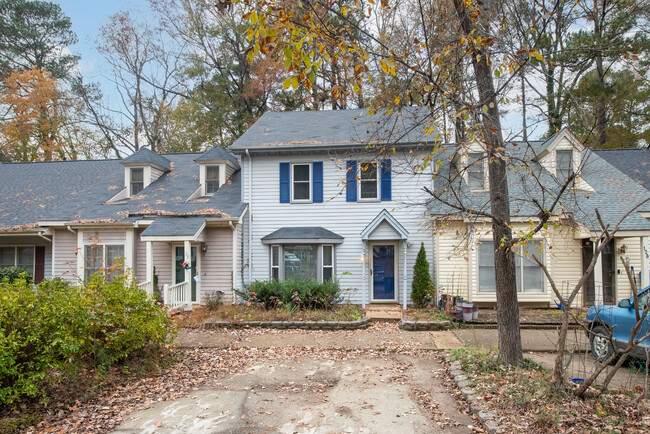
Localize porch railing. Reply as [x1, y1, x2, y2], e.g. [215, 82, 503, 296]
[138, 280, 154, 297]
[163, 281, 191, 310]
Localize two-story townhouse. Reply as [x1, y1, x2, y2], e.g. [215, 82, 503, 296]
[0, 146, 246, 308]
[431, 128, 650, 307]
[230, 108, 437, 308]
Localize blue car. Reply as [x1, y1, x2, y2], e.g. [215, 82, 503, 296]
[585, 286, 650, 362]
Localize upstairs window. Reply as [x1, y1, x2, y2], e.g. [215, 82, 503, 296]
[467, 153, 485, 190]
[206, 165, 220, 194]
[556, 150, 573, 181]
[359, 161, 379, 200]
[130, 168, 144, 195]
[292, 163, 311, 201]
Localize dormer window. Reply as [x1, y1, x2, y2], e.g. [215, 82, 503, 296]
[130, 168, 144, 196]
[556, 150, 573, 181]
[206, 165, 220, 194]
[467, 152, 485, 190]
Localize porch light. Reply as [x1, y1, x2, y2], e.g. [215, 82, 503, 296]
[201, 244, 208, 253]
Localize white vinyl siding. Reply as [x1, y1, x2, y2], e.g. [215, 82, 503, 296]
[241, 153, 432, 305]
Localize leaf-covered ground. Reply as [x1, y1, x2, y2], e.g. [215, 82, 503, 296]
[451, 347, 650, 433]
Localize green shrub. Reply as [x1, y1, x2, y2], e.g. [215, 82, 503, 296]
[0, 267, 31, 284]
[411, 242, 434, 308]
[237, 279, 342, 311]
[0, 273, 175, 406]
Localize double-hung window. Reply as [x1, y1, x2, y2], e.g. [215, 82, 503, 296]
[130, 168, 144, 195]
[84, 244, 125, 282]
[0, 246, 34, 275]
[292, 163, 311, 201]
[478, 240, 545, 293]
[359, 161, 379, 200]
[206, 165, 220, 194]
[271, 245, 280, 280]
[322, 245, 334, 281]
[467, 153, 485, 190]
[556, 150, 573, 182]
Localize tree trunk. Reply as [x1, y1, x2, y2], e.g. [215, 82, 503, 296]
[546, 64, 561, 134]
[453, 0, 523, 365]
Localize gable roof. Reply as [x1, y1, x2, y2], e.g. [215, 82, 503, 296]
[429, 145, 650, 232]
[0, 153, 246, 232]
[361, 209, 409, 240]
[229, 107, 435, 153]
[121, 148, 172, 171]
[593, 148, 650, 191]
[195, 146, 240, 166]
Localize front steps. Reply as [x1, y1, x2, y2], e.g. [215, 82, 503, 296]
[364, 304, 403, 320]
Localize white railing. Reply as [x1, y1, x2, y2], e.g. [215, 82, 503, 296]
[138, 280, 154, 297]
[163, 281, 191, 310]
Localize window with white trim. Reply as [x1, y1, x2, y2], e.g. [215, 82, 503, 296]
[84, 244, 125, 282]
[467, 153, 485, 190]
[0, 246, 34, 276]
[271, 245, 280, 280]
[292, 163, 311, 201]
[130, 168, 144, 195]
[206, 165, 220, 194]
[556, 150, 573, 182]
[478, 240, 545, 293]
[269, 244, 334, 281]
[323, 245, 334, 281]
[359, 161, 379, 199]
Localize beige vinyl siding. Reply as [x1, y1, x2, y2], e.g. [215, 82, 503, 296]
[53, 228, 77, 281]
[134, 228, 146, 282]
[83, 231, 126, 245]
[435, 221, 470, 300]
[150, 166, 165, 183]
[200, 227, 235, 302]
[226, 164, 237, 181]
[44, 245, 52, 279]
[615, 237, 642, 299]
[242, 152, 433, 305]
[549, 226, 584, 305]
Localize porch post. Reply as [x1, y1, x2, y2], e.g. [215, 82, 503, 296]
[146, 241, 153, 283]
[362, 243, 367, 309]
[641, 237, 649, 288]
[403, 241, 407, 310]
[184, 240, 192, 310]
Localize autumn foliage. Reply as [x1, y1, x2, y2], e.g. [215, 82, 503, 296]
[0, 67, 67, 161]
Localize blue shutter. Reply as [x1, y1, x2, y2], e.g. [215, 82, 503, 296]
[381, 159, 392, 201]
[279, 162, 290, 203]
[312, 161, 323, 203]
[346, 160, 357, 202]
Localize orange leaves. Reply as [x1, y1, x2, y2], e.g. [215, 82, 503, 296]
[0, 67, 66, 161]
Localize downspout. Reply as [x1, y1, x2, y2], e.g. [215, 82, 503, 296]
[246, 149, 252, 285]
[229, 221, 237, 304]
[37, 231, 52, 242]
[66, 225, 75, 233]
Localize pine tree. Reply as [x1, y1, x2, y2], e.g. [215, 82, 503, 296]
[411, 242, 433, 308]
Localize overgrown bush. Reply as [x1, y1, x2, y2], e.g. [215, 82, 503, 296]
[0, 267, 31, 284]
[0, 273, 175, 406]
[411, 242, 434, 308]
[237, 279, 342, 311]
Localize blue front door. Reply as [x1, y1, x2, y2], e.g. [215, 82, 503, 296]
[373, 244, 395, 300]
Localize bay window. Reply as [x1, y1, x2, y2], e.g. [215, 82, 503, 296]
[269, 244, 335, 281]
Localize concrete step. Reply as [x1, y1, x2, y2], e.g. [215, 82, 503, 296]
[365, 304, 403, 320]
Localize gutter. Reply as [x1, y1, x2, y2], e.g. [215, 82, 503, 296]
[246, 149, 252, 286]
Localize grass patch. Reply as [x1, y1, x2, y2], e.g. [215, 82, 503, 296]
[175, 302, 365, 328]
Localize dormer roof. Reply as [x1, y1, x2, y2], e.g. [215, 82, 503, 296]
[532, 128, 584, 161]
[121, 148, 172, 171]
[195, 146, 240, 167]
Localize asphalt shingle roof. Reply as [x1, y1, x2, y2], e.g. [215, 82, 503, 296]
[593, 148, 650, 191]
[0, 153, 246, 231]
[122, 148, 172, 171]
[429, 144, 650, 232]
[141, 216, 206, 237]
[230, 107, 435, 152]
[195, 146, 240, 167]
[261, 227, 344, 242]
